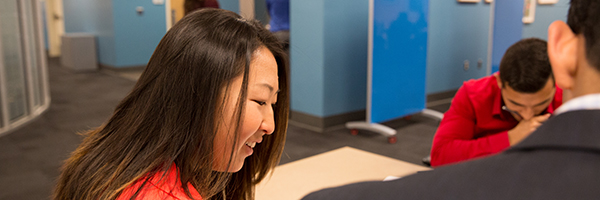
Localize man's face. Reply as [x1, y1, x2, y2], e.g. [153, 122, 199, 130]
[501, 78, 556, 121]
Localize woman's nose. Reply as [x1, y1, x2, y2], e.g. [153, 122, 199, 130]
[261, 109, 275, 135]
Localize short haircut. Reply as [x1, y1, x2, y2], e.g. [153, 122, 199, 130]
[567, 0, 600, 71]
[499, 38, 554, 93]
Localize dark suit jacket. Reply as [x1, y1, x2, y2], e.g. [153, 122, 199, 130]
[303, 110, 600, 200]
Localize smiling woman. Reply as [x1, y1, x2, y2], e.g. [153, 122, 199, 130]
[213, 46, 281, 173]
[53, 8, 289, 200]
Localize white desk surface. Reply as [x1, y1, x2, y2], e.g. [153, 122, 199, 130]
[255, 146, 431, 200]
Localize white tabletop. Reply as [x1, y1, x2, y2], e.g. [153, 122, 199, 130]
[255, 146, 431, 200]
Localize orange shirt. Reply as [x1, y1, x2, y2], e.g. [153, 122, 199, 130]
[117, 164, 202, 200]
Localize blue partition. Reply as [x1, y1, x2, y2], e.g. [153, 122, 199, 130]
[371, 0, 428, 123]
[346, 0, 442, 143]
[490, 0, 524, 74]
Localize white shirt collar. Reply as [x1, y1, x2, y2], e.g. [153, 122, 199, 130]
[554, 93, 600, 115]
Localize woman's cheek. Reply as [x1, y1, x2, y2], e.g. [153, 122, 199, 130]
[242, 108, 262, 135]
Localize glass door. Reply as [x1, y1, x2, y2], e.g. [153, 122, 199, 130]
[0, 0, 50, 136]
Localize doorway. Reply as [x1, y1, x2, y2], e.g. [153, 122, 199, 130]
[44, 0, 64, 57]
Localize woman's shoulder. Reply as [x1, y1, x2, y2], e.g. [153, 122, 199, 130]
[117, 164, 202, 200]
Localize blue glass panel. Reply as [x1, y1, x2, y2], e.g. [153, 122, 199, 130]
[371, 0, 428, 123]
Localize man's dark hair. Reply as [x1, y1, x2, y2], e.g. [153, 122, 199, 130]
[567, 0, 600, 71]
[499, 38, 553, 93]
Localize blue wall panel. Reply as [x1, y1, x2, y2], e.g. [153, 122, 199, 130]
[491, 0, 523, 74]
[113, 0, 166, 67]
[290, 0, 369, 117]
[426, 1, 490, 94]
[290, 0, 325, 116]
[371, 0, 427, 123]
[323, 0, 368, 116]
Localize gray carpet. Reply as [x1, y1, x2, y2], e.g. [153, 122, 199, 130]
[0, 58, 450, 199]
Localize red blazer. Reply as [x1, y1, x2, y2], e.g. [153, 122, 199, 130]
[430, 74, 562, 167]
[117, 164, 202, 200]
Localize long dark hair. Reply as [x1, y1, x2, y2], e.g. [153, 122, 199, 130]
[54, 8, 289, 200]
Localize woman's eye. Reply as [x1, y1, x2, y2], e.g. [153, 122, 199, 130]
[253, 100, 266, 106]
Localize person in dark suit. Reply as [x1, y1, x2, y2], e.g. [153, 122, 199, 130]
[302, 0, 600, 199]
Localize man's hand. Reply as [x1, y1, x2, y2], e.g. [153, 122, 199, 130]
[508, 113, 551, 145]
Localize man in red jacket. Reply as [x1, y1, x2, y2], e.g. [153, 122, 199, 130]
[430, 38, 563, 167]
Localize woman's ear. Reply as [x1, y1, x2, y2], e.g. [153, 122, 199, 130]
[548, 20, 578, 90]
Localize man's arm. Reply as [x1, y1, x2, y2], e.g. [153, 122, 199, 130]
[430, 86, 510, 167]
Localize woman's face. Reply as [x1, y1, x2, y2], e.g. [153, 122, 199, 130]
[213, 46, 279, 172]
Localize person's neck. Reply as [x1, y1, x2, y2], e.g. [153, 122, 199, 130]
[570, 63, 600, 99]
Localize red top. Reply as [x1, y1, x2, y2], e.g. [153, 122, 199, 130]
[430, 74, 562, 167]
[116, 164, 202, 200]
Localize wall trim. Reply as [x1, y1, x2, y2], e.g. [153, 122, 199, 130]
[426, 89, 457, 108]
[427, 89, 457, 101]
[289, 110, 365, 133]
[99, 63, 146, 72]
[290, 89, 458, 133]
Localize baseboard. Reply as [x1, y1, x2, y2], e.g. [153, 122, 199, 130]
[289, 110, 365, 133]
[289, 90, 458, 133]
[99, 63, 146, 72]
[426, 89, 457, 107]
[426, 89, 457, 102]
